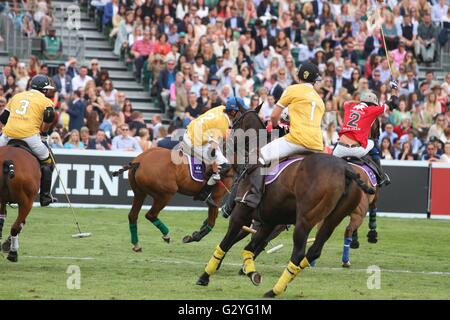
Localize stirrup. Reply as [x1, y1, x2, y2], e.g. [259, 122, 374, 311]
[40, 194, 57, 207]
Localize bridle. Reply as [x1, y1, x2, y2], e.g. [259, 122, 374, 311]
[231, 109, 266, 131]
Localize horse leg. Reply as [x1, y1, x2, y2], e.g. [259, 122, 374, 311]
[238, 222, 278, 286]
[183, 205, 218, 244]
[145, 194, 173, 243]
[350, 229, 360, 249]
[3, 200, 32, 262]
[264, 216, 314, 298]
[367, 203, 378, 243]
[305, 211, 348, 267]
[128, 191, 146, 252]
[342, 209, 366, 268]
[0, 202, 6, 240]
[196, 203, 253, 286]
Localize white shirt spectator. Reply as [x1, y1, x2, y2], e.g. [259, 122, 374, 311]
[297, 44, 315, 63]
[112, 135, 143, 152]
[432, 1, 449, 23]
[71, 74, 93, 91]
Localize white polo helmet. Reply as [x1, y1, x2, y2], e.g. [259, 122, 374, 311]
[361, 91, 379, 105]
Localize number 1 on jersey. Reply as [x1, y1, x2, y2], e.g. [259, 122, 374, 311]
[310, 101, 316, 121]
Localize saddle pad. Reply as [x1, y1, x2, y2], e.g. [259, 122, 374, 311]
[264, 157, 303, 185]
[349, 163, 377, 187]
[186, 154, 205, 182]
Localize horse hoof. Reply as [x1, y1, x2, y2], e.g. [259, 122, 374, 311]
[196, 272, 210, 286]
[182, 235, 194, 243]
[248, 272, 262, 286]
[2, 238, 11, 253]
[7, 251, 18, 262]
[263, 290, 276, 298]
[350, 239, 360, 249]
[342, 261, 351, 268]
[162, 235, 170, 243]
[367, 230, 378, 243]
[238, 266, 245, 276]
[132, 245, 142, 252]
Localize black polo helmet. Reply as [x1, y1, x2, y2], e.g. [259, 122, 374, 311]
[30, 75, 55, 93]
[298, 62, 321, 83]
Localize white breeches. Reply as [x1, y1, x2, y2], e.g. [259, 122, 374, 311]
[333, 140, 374, 158]
[259, 136, 309, 165]
[0, 134, 49, 161]
[182, 133, 228, 165]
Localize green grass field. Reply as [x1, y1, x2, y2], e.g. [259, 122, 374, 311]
[0, 207, 449, 300]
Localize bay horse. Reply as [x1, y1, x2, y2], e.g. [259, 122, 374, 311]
[111, 147, 235, 251]
[195, 108, 376, 298]
[0, 143, 41, 262]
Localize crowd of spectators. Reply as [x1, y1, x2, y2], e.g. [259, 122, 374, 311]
[0, 0, 449, 162]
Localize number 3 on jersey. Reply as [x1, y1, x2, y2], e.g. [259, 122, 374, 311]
[347, 111, 361, 128]
[15, 100, 30, 115]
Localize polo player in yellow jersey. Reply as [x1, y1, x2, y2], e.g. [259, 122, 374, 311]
[241, 62, 324, 208]
[183, 97, 247, 207]
[0, 75, 57, 206]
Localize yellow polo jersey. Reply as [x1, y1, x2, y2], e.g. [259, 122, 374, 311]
[3, 90, 54, 139]
[187, 105, 231, 146]
[277, 83, 325, 151]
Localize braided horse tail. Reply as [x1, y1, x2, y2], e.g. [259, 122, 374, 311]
[111, 162, 140, 177]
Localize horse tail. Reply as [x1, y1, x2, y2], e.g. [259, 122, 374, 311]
[111, 162, 140, 177]
[344, 166, 375, 195]
[2, 160, 15, 179]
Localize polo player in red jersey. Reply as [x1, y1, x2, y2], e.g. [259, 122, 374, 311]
[333, 85, 399, 185]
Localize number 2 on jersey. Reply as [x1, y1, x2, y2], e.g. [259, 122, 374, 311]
[310, 101, 316, 121]
[347, 111, 361, 128]
[15, 100, 30, 115]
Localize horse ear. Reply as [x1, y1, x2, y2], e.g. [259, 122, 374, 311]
[236, 99, 247, 114]
[255, 103, 263, 114]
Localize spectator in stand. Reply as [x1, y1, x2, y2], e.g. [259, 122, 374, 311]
[415, 13, 438, 63]
[100, 80, 118, 107]
[136, 128, 152, 151]
[394, 118, 412, 139]
[119, 99, 133, 125]
[34, 0, 53, 37]
[87, 129, 111, 150]
[131, 28, 155, 82]
[15, 63, 29, 91]
[128, 111, 147, 137]
[112, 124, 143, 152]
[411, 103, 433, 132]
[41, 28, 63, 60]
[380, 137, 394, 160]
[422, 142, 441, 161]
[379, 123, 399, 145]
[66, 58, 78, 79]
[52, 63, 72, 101]
[72, 66, 93, 91]
[99, 112, 120, 140]
[440, 142, 450, 163]
[157, 58, 177, 114]
[390, 100, 411, 127]
[49, 131, 64, 149]
[183, 92, 204, 127]
[427, 115, 447, 143]
[391, 41, 407, 69]
[67, 90, 86, 132]
[102, 0, 119, 32]
[64, 129, 85, 150]
[79, 127, 91, 149]
[157, 125, 179, 149]
[88, 59, 101, 81]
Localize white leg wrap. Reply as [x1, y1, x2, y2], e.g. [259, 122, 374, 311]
[10, 235, 19, 252]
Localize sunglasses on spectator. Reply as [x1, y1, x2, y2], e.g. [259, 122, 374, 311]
[122, 128, 129, 131]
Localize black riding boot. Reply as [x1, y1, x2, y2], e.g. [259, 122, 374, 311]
[240, 165, 265, 209]
[365, 156, 390, 186]
[40, 164, 57, 206]
[195, 181, 218, 208]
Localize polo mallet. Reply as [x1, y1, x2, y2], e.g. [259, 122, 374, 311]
[241, 225, 285, 254]
[48, 149, 91, 238]
[375, 1, 396, 80]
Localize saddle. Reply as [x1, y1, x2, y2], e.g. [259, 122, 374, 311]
[342, 156, 381, 187]
[175, 145, 212, 183]
[6, 139, 41, 163]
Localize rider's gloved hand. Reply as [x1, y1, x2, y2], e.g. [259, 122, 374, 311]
[389, 80, 398, 90]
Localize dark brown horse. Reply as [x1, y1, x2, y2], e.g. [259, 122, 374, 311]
[112, 147, 235, 251]
[195, 109, 375, 298]
[0, 145, 41, 262]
